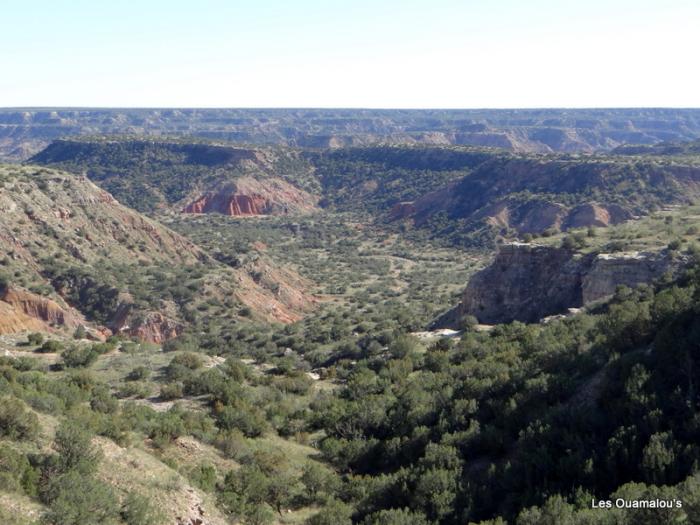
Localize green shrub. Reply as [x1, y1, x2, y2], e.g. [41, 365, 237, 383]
[0, 397, 39, 440]
[148, 411, 185, 448]
[162, 334, 198, 353]
[0, 446, 39, 496]
[37, 340, 64, 354]
[360, 508, 430, 525]
[307, 499, 352, 525]
[188, 463, 217, 493]
[27, 332, 44, 346]
[61, 346, 99, 368]
[159, 383, 184, 400]
[90, 385, 119, 414]
[127, 366, 151, 381]
[214, 429, 251, 460]
[120, 492, 159, 525]
[301, 462, 339, 503]
[170, 352, 204, 370]
[216, 405, 268, 437]
[67, 369, 97, 391]
[118, 382, 151, 399]
[52, 421, 102, 476]
[43, 471, 119, 525]
[73, 325, 87, 340]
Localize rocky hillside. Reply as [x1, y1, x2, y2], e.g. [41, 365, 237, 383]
[0, 165, 316, 341]
[31, 137, 319, 214]
[443, 242, 687, 324]
[33, 138, 700, 252]
[4, 107, 700, 161]
[612, 138, 700, 156]
[307, 145, 493, 213]
[391, 153, 700, 246]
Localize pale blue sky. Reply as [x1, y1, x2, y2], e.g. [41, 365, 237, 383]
[2, 0, 698, 108]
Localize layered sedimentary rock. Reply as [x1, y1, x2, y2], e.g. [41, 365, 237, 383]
[388, 154, 700, 240]
[184, 193, 270, 215]
[113, 310, 182, 344]
[182, 177, 318, 216]
[0, 301, 47, 334]
[0, 286, 82, 329]
[459, 243, 585, 324]
[452, 243, 687, 325]
[582, 251, 681, 303]
[563, 203, 631, 230]
[7, 108, 700, 162]
[392, 192, 634, 235]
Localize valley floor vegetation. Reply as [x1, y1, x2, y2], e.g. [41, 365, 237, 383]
[5, 206, 700, 524]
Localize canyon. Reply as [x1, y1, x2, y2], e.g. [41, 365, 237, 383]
[0, 164, 317, 342]
[4, 108, 700, 162]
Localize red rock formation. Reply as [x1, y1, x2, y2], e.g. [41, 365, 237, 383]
[235, 257, 319, 324]
[0, 301, 47, 334]
[53, 207, 72, 220]
[1, 286, 81, 328]
[111, 301, 182, 344]
[479, 200, 568, 233]
[184, 193, 270, 216]
[182, 176, 318, 217]
[120, 312, 182, 344]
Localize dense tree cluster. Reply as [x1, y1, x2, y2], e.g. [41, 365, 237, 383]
[291, 267, 700, 523]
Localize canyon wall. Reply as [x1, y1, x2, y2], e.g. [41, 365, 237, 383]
[452, 243, 686, 325]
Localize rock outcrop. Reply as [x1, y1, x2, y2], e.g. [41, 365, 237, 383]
[395, 193, 633, 237]
[563, 203, 631, 230]
[31, 138, 320, 215]
[1, 286, 82, 328]
[184, 193, 269, 215]
[182, 177, 318, 216]
[449, 243, 687, 325]
[458, 243, 585, 324]
[582, 251, 681, 303]
[0, 285, 111, 339]
[388, 155, 700, 240]
[114, 310, 183, 344]
[0, 301, 47, 334]
[106, 294, 183, 344]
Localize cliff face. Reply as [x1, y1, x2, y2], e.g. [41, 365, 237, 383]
[184, 193, 269, 215]
[453, 243, 686, 325]
[459, 243, 585, 324]
[111, 303, 183, 344]
[1, 286, 82, 328]
[582, 252, 682, 303]
[0, 301, 47, 334]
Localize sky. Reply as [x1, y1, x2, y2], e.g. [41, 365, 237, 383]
[1, 0, 699, 108]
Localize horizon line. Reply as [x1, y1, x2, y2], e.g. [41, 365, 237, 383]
[2, 106, 700, 111]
